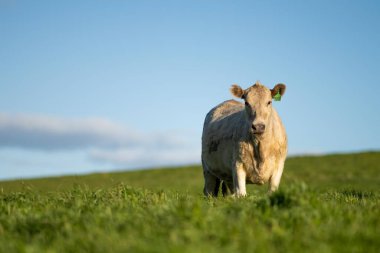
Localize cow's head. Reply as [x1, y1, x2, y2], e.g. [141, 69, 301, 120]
[230, 82, 286, 135]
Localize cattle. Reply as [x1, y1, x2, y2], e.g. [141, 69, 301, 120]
[201, 82, 287, 197]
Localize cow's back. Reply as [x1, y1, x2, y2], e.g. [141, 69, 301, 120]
[202, 100, 245, 179]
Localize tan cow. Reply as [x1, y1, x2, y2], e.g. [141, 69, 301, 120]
[201, 82, 287, 197]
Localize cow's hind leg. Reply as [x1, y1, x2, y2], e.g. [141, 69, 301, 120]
[203, 169, 221, 197]
[222, 181, 234, 196]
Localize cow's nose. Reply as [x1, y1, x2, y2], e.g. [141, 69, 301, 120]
[252, 123, 265, 133]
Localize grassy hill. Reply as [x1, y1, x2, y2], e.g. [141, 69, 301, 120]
[0, 152, 379, 252]
[1, 152, 379, 194]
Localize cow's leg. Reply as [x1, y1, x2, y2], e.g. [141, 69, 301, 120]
[222, 181, 234, 196]
[232, 162, 247, 197]
[203, 169, 221, 197]
[269, 159, 285, 193]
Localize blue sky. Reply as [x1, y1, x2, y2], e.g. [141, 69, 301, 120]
[1, 0, 379, 180]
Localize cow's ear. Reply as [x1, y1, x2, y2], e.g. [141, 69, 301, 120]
[271, 83, 286, 98]
[230, 84, 245, 99]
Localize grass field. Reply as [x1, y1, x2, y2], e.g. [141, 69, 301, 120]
[0, 152, 379, 252]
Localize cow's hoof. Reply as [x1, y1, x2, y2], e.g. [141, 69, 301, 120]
[232, 193, 247, 198]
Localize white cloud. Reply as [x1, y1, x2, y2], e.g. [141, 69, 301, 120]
[0, 113, 185, 150]
[0, 112, 200, 168]
[89, 146, 200, 168]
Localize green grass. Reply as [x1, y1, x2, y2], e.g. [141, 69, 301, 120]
[0, 152, 379, 252]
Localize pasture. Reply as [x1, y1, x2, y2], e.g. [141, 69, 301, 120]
[0, 152, 379, 252]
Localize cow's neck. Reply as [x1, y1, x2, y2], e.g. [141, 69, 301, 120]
[250, 115, 275, 167]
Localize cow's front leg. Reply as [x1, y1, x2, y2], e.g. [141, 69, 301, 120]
[268, 159, 285, 193]
[232, 162, 247, 197]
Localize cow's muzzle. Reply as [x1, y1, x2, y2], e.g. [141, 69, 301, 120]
[252, 123, 265, 134]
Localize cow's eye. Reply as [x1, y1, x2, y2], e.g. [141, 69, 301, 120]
[267, 101, 272, 106]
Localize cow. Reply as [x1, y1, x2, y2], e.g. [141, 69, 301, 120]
[201, 82, 287, 197]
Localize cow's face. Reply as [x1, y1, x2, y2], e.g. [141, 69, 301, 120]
[230, 82, 286, 135]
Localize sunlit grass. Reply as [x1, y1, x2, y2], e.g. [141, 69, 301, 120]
[0, 152, 379, 252]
